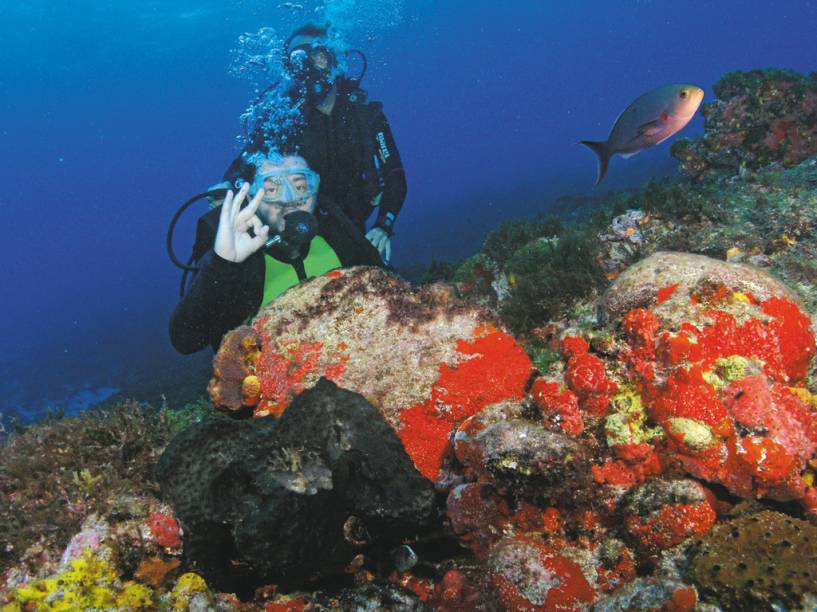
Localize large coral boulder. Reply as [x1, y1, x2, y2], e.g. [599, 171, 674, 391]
[672, 68, 817, 179]
[602, 252, 817, 508]
[598, 251, 800, 326]
[156, 379, 436, 593]
[208, 266, 535, 482]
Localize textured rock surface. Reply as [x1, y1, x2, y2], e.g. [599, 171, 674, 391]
[156, 379, 436, 592]
[432, 251, 817, 610]
[687, 510, 817, 609]
[486, 536, 596, 611]
[608, 255, 817, 504]
[622, 479, 716, 563]
[672, 68, 817, 179]
[598, 251, 799, 326]
[209, 266, 534, 482]
[460, 419, 589, 503]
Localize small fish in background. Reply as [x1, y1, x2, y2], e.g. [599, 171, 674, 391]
[580, 84, 704, 185]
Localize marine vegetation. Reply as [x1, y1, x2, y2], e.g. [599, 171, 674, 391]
[427, 70, 817, 347]
[497, 225, 608, 334]
[449, 152, 817, 340]
[0, 403, 163, 575]
[0, 398, 215, 581]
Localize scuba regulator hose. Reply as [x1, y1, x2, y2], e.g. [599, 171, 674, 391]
[166, 188, 228, 298]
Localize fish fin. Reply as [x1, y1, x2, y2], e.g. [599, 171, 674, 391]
[653, 133, 674, 146]
[637, 118, 665, 137]
[620, 150, 641, 159]
[579, 140, 611, 186]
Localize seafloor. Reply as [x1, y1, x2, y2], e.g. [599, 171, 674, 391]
[2, 68, 817, 611]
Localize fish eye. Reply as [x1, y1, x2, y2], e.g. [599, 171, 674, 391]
[680, 90, 688, 99]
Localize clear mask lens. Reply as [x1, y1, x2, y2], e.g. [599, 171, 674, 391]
[288, 43, 332, 73]
[252, 168, 320, 208]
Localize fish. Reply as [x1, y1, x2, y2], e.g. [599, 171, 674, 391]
[580, 84, 704, 185]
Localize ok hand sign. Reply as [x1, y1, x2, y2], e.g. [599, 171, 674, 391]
[214, 183, 270, 263]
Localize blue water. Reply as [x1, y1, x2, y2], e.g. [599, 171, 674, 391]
[1, 0, 816, 425]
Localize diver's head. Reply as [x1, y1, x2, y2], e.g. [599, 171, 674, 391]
[284, 23, 337, 101]
[248, 153, 320, 233]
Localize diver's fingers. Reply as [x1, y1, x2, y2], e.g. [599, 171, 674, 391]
[385, 239, 391, 263]
[232, 183, 250, 223]
[249, 215, 270, 248]
[238, 189, 264, 223]
[220, 190, 234, 227]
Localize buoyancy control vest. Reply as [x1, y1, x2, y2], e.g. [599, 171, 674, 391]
[258, 235, 342, 312]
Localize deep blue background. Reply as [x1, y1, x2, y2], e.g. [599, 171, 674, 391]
[1, 0, 815, 421]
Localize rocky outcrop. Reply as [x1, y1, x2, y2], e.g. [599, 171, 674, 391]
[208, 266, 534, 483]
[156, 379, 437, 593]
[672, 69, 817, 179]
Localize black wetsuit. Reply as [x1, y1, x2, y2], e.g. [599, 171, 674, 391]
[223, 78, 408, 235]
[169, 198, 384, 354]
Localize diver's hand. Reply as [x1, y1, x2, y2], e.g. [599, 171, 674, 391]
[214, 183, 270, 263]
[366, 227, 391, 264]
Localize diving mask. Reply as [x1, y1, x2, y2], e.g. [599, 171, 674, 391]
[250, 167, 320, 209]
[287, 43, 335, 75]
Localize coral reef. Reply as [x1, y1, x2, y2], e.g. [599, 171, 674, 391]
[0, 402, 175, 579]
[5, 68, 817, 611]
[398, 252, 817, 611]
[208, 266, 534, 482]
[444, 158, 817, 343]
[672, 69, 817, 179]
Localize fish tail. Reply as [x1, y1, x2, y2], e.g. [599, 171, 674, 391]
[578, 140, 610, 186]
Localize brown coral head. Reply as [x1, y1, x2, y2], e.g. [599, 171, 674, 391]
[210, 326, 263, 414]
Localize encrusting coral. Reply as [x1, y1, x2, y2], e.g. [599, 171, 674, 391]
[672, 69, 817, 179]
[208, 266, 534, 482]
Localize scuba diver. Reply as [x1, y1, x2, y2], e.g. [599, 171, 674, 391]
[169, 153, 384, 354]
[219, 22, 408, 264]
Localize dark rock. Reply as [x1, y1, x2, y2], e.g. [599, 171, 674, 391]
[156, 378, 438, 594]
[475, 420, 590, 504]
[391, 545, 419, 573]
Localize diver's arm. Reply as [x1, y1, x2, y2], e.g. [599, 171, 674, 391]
[370, 110, 407, 235]
[168, 252, 252, 354]
[169, 187, 268, 354]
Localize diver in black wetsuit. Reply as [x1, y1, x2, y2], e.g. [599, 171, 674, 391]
[169, 24, 403, 355]
[169, 154, 384, 355]
[220, 23, 408, 264]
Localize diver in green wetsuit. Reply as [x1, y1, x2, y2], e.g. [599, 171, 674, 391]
[169, 154, 383, 354]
